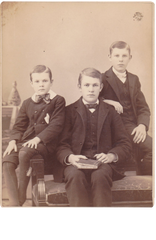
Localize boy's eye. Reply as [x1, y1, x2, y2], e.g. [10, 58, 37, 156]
[123, 54, 128, 57]
[43, 79, 48, 82]
[93, 84, 98, 87]
[34, 80, 39, 83]
[84, 84, 90, 87]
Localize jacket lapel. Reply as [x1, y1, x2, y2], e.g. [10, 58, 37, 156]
[97, 99, 109, 146]
[127, 71, 135, 102]
[105, 68, 121, 101]
[74, 98, 109, 149]
[75, 98, 87, 139]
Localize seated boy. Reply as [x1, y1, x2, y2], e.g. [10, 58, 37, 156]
[100, 41, 152, 175]
[56, 68, 131, 207]
[3, 65, 65, 206]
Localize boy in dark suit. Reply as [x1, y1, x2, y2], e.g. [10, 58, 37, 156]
[3, 65, 65, 206]
[57, 68, 131, 207]
[100, 41, 152, 175]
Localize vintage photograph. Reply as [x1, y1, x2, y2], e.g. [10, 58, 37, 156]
[1, 2, 154, 207]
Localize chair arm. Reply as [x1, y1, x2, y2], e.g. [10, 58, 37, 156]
[30, 157, 46, 206]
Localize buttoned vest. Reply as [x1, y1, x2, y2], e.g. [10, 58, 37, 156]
[81, 106, 99, 158]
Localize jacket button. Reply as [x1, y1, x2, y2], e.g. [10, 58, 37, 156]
[34, 123, 36, 125]
[42, 121, 44, 124]
[34, 110, 37, 113]
[42, 109, 45, 112]
[80, 142, 82, 145]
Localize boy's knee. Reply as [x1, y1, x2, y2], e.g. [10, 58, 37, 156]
[91, 166, 112, 186]
[65, 166, 85, 182]
[19, 148, 37, 162]
[3, 162, 16, 172]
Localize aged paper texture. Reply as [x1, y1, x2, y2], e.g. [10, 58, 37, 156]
[1, 2, 154, 209]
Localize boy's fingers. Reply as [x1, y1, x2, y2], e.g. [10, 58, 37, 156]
[142, 135, 146, 142]
[79, 155, 88, 159]
[14, 146, 17, 152]
[131, 128, 136, 135]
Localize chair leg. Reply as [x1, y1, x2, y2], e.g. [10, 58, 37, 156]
[30, 158, 46, 206]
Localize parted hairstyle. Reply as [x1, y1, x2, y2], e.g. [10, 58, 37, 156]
[109, 41, 131, 55]
[78, 68, 102, 85]
[30, 65, 52, 81]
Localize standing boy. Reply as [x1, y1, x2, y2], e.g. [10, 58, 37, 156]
[3, 65, 65, 206]
[57, 68, 131, 207]
[100, 41, 152, 175]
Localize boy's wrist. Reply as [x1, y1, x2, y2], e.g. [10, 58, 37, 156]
[34, 137, 41, 144]
[9, 140, 16, 144]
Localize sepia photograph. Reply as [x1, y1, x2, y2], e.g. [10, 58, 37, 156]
[1, 1, 154, 210]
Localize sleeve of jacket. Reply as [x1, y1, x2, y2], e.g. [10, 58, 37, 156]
[135, 77, 151, 130]
[10, 100, 29, 142]
[37, 96, 66, 144]
[56, 106, 75, 165]
[108, 108, 132, 164]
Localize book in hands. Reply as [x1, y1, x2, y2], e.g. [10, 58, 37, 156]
[76, 158, 101, 169]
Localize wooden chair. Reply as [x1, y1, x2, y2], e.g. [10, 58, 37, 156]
[29, 155, 153, 207]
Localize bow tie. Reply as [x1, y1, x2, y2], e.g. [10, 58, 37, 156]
[35, 93, 50, 104]
[86, 103, 98, 109]
[116, 72, 126, 79]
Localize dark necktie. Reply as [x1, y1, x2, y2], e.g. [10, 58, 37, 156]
[86, 103, 98, 109]
[35, 93, 50, 104]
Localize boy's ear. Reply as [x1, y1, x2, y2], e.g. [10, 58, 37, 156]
[108, 54, 112, 61]
[100, 83, 103, 92]
[77, 83, 81, 90]
[30, 80, 33, 87]
[129, 55, 132, 60]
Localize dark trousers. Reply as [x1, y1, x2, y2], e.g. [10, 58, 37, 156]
[125, 123, 152, 175]
[64, 163, 113, 207]
[3, 143, 49, 206]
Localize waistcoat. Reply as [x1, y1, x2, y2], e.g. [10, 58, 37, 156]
[116, 77, 136, 124]
[81, 106, 99, 158]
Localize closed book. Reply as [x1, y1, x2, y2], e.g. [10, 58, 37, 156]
[76, 158, 101, 169]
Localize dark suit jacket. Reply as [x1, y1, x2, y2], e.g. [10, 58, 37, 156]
[100, 67, 151, 130]
[10, 95, 65, 154]
[56, 97, 131, 181]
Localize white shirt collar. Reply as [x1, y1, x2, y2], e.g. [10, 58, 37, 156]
[112, 67, 126, 76]
[82, 98, 99, 105]
[112, 67, 127, 83]
[31, 89, 57, 102]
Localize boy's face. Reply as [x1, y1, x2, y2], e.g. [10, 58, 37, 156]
[30, 72, 52, 95]
[78, 76, 103, 104]
[109, 47, 132, 73]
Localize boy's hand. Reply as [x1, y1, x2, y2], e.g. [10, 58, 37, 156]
[3, 140, 17, 157]
[94, 153, 115, 163]
[22, 137, 41, 149]
[68, 154, 88, 167]
[131, 124, 146, 144]
[104, 99, 123, 114]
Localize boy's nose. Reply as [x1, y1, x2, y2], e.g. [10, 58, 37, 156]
[39, 81, 44, 86]
[119, 56, 123, 61]
[89, 86, 94, 92]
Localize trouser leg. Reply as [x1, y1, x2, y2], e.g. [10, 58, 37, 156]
[3, 162, 20, 206]
[18, 148, 37, 206]
[64, 165, 90, 206]
[125, 123, 152, 175]
[91, 163, 113, 207]
[18, 144, 49, 206]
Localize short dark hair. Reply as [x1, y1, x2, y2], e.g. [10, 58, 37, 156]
[30, 65, 52, 81]
[78, 68, 102, 85]
[109, 41, 131, 55]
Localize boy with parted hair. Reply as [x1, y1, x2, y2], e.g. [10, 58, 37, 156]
[56, 67, 131, 207]
[3, 65, 65, 206]
[100, 41, 152, 175]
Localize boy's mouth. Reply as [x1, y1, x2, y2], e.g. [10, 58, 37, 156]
[88, 94, 95, 97]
